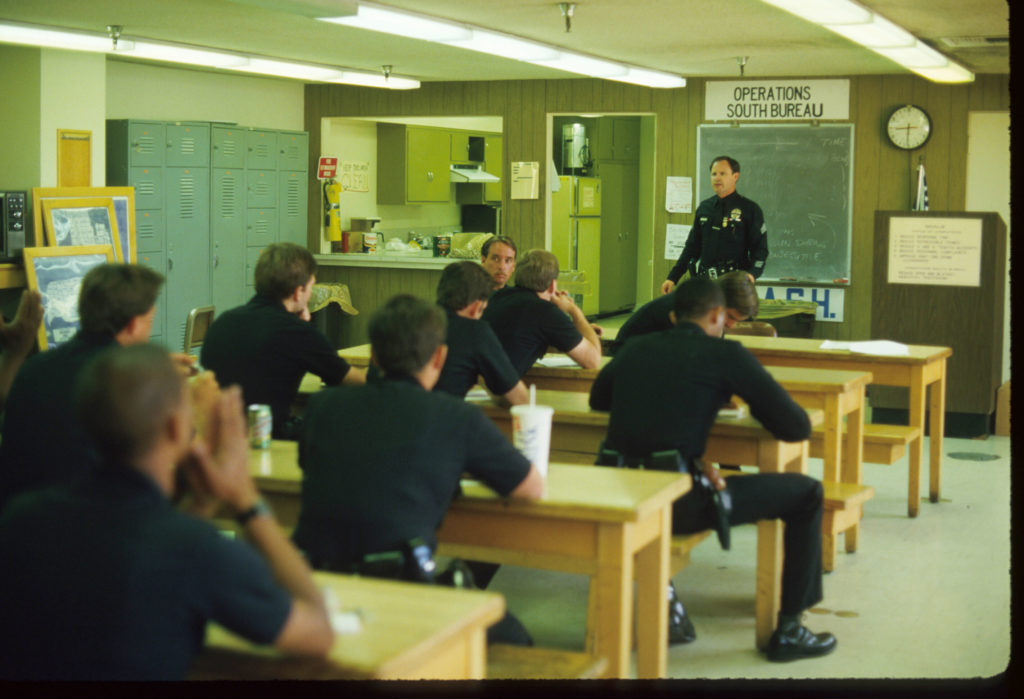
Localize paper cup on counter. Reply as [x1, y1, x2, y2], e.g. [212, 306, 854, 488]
[510, 404, 554, 479]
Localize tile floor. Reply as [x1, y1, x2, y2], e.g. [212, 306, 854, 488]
[487, 434, 1011, 681]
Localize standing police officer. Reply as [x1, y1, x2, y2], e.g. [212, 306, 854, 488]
[661, 156, 768, 294]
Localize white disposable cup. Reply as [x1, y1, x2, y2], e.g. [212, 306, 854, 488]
[510, 404, 554, 479]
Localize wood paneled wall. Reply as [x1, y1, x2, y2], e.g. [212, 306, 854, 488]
[305, 74, 1008, 344]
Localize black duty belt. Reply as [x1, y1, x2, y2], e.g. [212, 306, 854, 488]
[310, 537, 436, 583]
[595, 443, 732, 550]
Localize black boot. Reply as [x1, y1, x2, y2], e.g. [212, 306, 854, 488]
[667, 582, 696, 644]
[766, 614, 837, 662]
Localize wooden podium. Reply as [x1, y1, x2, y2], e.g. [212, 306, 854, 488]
[871, 211, 1006, 435]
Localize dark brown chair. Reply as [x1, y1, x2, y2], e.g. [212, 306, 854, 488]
[724, 321, 778, 338]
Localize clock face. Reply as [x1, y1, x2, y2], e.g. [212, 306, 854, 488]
[887, 105, 932, 150]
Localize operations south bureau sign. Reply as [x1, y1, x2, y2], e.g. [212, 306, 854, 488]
[705, 80, 850, 121]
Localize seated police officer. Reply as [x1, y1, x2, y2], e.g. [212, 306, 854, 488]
[0, 344, 332, 680]
[609, 270, 758, 356]
[435, 260, 528, 405]
[293, 294, 544, 644]
[589, 278, 836, 662]
[482, 249, 601, 378]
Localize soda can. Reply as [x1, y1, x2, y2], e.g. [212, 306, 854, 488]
[248, 404, 272, 449]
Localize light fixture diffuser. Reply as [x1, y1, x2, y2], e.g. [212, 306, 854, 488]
[529, 51, 628, 78]
[124, 41, 250, 68]
[873, 41, 949, 68]
[229, 58, 343, 81]
[332, 71, 420, 89]
[443, 29, 559, 62]
[613, 67, 687, 89]
[825, 14, 914, 48]
[760, 0, 870, 25]
[0, 22, 113, 52]
[318, 6, 471, 42]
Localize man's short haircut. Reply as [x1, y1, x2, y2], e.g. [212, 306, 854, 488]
[718, 270, 759, 319]
[79, 264, 164, 336]
[710, 155, 740, 173]
[254, 242, 317, 301]
[75, 343, 184, 464]
[369, 295, 447, 377]
[437, 261, 493, 311]
[480, 235, 517, 260]
[673, 277, 726, 323]
[514, 249, 560, 292]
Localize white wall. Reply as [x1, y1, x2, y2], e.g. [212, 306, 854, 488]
[105, 60, 304, 130]
[39, 49, 106, 187]
[965, 111, 1011, 383]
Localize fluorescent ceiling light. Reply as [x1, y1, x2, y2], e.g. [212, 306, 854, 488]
[123, 41, 250, 68]
[443, 29, 559, 62]
[759, 0, 973, 83]
[612, 67, 687, 89]
[332, 71, 420, 90]
[319, 6, 471, 42]
[873, 41, 949, 68]
[530, 51, 628, 78]
[911, 64, 975, 84]
[229, 58, 343, 81]
[0, 21, 112, 52]
[825, 14, 914, 48]
[760, 0, 870, 25]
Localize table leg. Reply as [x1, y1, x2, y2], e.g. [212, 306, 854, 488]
[634, 506, 671, 679]
[907, 367, 926, 518]
[928, 361, 947, 503]
[843, 385, 866, 553]
[755, 439, 787, 649]
[591, 524, 634, 678]
[821, 394, 842, 483]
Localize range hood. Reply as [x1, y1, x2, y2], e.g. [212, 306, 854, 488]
[450, 164, 500, 183]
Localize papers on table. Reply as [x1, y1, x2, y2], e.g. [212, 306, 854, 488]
[465, 387, 490, 400]
[718, 404, 748, 419]
[535, 356, 579, 368]
[819, 339, 910, 356]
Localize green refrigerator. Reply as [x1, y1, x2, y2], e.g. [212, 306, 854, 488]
[550, 175, 601, 316]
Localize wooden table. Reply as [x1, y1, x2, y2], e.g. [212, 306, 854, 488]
[246, 443, 689, 679]
[729, 335, 950, 517]
[469, 389, 822, 650]
[190, 571, 504, 680]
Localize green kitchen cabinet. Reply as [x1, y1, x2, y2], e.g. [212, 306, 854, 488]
[377, 123, 451, 204]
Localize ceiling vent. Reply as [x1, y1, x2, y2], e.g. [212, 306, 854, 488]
[938, 36, 1009, 48]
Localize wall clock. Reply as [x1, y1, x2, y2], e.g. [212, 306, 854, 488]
[886, 104, 932, 150]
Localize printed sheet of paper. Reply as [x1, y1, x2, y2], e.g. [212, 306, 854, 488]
[666, 176, 692, 213]
[819, 339, 910, 356]
[887, 217, 982, 287]
[665, 223, 690, 261]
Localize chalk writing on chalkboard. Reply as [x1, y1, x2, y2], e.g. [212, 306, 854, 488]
[697, 124, 853, 284]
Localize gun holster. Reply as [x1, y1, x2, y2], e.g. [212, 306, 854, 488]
[596, 443, 732, 550]
[358, 537, 437, 583]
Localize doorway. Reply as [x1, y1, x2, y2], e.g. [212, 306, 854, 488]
[546, 113, 656, 318]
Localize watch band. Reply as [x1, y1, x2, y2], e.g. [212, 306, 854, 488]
[235, 498, 272, 526]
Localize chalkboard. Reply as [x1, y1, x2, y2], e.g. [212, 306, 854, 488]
[697, 124, 853, 283]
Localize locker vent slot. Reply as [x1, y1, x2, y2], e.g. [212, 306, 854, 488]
[285, 179, 301, 216]
[220, 177, 238, 218]
[134, 136, 157, 155]
[179, 137, 196, 156]
[178, 178, 196, 219]
[136, 181, 157, 197]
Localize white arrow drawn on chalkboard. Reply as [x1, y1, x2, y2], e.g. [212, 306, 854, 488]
[807, 213, 828, 227]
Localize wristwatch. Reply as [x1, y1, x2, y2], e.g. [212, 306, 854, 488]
[235, 497, 273, 526]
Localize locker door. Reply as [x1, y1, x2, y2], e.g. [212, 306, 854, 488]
[246, 130, 277, 170]
[165, 167, 211, 351]
[130, 167, 164, 210]
[247, 209, 276, 247]
[246, 170, 277, 209]
[278, 170, 307, 246]
[128, 122, 165, 166]
[166, 123, 210, 167]
[245, 245, 267, 299]
[136, 250, 167, 346]
[135, 209, 165, 253]
[277, 131, 308, 171]
[212, 127, 246, 169]
[212, 168, 246, 314]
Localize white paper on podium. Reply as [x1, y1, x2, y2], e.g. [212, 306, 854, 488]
[819, 339, 910, 356]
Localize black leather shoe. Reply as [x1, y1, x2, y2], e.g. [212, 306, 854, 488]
[667, 582, 696, 644]
[766, 622, 837, 662]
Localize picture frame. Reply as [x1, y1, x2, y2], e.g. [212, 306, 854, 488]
[41, 197, 124, 263]
[32, 187, 137, 262]
[22, 245, 116, 351]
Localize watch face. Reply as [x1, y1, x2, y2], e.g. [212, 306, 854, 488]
[887, 105, 931, 150]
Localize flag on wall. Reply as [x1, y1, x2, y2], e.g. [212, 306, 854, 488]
[913, 163, 929, 211]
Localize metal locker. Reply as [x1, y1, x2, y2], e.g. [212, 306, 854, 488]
[134, 209, 165, 254]
[212, 126, 246, 169]
[277, 131, 308, 171]
[127, 121, 165, 167]
[166, 123, 210, 168]
[246, 170, 277, 209]
[136, 250, 167, 347]
[212, 168, 246, 314]
[278, 170, 307, 246]
[246, 130, 277, 170]
[247, 209, 276, 246]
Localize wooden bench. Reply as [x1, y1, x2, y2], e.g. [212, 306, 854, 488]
[487, 645, 607, 679]
[810, 423, 921, 465]
[822, 480, 875, 573]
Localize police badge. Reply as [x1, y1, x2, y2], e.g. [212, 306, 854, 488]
[730, 208, 742, 222]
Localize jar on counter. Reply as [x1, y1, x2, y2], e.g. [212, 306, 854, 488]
[433, 235, 451, 257]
